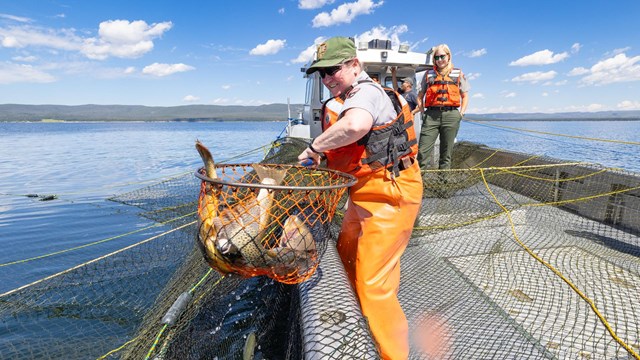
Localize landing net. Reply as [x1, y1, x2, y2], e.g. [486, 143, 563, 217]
[0, 137, 638, 359]
[195, 162, 355, 284]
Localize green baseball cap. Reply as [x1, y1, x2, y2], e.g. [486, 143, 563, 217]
[305, 37, 356, 75]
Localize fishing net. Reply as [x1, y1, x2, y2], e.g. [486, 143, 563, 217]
[1, 137, 639, 360]
[403, 141, 640, 360]
[195, 163, 356, 284]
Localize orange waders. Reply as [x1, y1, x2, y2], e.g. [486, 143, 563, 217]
[336, 160, 423, 360]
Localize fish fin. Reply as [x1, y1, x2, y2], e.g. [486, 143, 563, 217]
[252, 163, 286, 186]
[196, 140, 217, 179]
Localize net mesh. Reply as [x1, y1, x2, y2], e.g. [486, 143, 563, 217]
[1, 138, 639, 360]
[195, 162, 355, 284]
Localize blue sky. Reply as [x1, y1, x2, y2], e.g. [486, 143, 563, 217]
[1, 0, 639, 114]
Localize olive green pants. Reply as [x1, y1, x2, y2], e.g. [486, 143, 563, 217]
[416, 109, 462, 170]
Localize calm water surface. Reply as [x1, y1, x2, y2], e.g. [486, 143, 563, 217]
[1, 119, 639, 292]
[0, 121, 284, 292]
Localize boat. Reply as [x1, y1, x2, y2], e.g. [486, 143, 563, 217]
[1, 39, 639, 360]
[285, 38, 432, 141]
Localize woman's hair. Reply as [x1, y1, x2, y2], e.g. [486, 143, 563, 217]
[432, 44, 453, 75]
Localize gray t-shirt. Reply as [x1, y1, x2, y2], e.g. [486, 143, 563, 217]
[341, 72, 397, 126]
[403, 91, 418, 110]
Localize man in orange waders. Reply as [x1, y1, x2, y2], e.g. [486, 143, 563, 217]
[298, 37, 423, 360]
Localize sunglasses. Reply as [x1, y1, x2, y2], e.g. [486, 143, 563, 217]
[318, 64, 344, 78]
[434, 54, 447, 61]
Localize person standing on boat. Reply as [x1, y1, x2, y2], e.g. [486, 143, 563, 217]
[390, 66, 420, 116]
[416, 44, 470, 170]
[297, 36, 423, 360]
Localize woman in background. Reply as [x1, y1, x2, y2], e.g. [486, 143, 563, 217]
[416, 44, 470, 170]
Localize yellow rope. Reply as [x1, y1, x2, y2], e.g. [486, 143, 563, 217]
[144, 324, 168, 360]
[496, 167, 608, 182]
[143, 272, 225, 359]
[525, 184, 640, 208]
[95, 270, 222, 360]
[414, 210, 506, 231]
[0, 211, 196, 267]
[95, 336, 139, 359]
[465, 118, 640, 146]
[0, 221, 195, 298]
[422, 162, 588, 173]
[479, 168, 640, 360]
[468, 149, 500, 168]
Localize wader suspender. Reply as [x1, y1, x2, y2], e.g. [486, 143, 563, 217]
[359, 85, 417, 177]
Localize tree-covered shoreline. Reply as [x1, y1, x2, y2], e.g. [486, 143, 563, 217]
[1, 104, 639, 122]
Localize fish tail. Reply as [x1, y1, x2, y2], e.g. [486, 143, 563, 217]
[253, 164, 286, 185]
[196, 140, 217, 179]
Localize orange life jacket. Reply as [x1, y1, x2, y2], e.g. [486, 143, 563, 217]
[321, 83, 418, 178]
[423, 68, 462, 107]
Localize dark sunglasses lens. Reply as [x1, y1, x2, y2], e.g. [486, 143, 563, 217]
[435, 55, 446, 60]
[319, 65, 341, 78]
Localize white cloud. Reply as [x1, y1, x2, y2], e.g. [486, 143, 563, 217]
[299, 0, 336, 9]
[568, 67, 589, 76]
[293, 25, 411, 64]
[0, 25, 81, 50]
[124, 66, 136, 74]
[356, 25, 407, 47]
[467, 48, 487, 58]
[0, 62, 55, 84]
[12, 55, 37, 62]
[571, 43, 581, 53]
[291, 36, 326, 64]
[471, 93, 484, 99]
[504, 92, 516, 98]
[278, 8, 285, 14]
[542, 92, 548, 97]
[479, 105, 520, 114]
[587, 103, 604, 111]
[607, 47, 631, 57]
[617, 100, 640, 110]
[0, 19, 172, 60]
[81, 20, 173, 60]
[250, 39, 286, 56]
[542, 79, 567, 86]
[222, 85, 231, 90]
[579, 53, 640, 85]
[183, 95, 200, 102]
[511, 70, 557, 83]
[509, 49, 569, 66]
[312, 0, 383, 28]
[0, 13, 32, 23]
[212, 97, 230, 104]
[142, 63, 194, 76]
[466, 72, 481, 81]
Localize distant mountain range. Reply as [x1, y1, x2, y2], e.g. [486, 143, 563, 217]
[0, 104, 639, 122]
[0, 103, 304, 122]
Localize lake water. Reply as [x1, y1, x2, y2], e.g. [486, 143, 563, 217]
[1, 119, 639, 292]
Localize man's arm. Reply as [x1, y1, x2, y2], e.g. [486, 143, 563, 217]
[390, 67, 399, 91]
